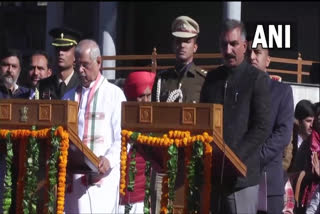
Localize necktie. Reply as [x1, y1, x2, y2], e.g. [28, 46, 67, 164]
[59, 82, 67, 98]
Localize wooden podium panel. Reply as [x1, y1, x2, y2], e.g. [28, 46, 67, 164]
[0, 99, 77, 131]
[122, 101, 246, 177]
[0, 99, 99, 173]
[122, 102, 247, 213]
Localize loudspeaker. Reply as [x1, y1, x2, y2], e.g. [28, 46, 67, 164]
[310, 63, 320, 84]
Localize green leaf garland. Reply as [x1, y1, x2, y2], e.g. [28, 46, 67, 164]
[143, 161, 151, 214]
[124, 203, 132, 214]
[47, 127, 61, 214]
[3, 132, 13, 214]
[23, 126, 40, 214]
[186, 140, 204, 213]
[127, 146, 137, 192]
[167, 143, 178, 214]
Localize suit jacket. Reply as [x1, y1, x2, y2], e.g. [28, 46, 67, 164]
[38, 71, 80, 100]
[260, 79, 294, 196]
[200, 60, 272, 192]
[0, 84, 33, 99]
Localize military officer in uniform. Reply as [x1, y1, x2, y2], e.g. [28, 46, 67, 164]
[150, 15, 207, 214]
[151, 15, 207, 103]
[38, 27, 81, 99]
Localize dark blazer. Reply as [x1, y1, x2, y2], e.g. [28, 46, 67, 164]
[38, 71, 80, 100]
[200, 60, 272, 192]
[260, 79, 294, 196]
[0, 84, 33, 99]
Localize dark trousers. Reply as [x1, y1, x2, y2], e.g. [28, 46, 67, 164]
[211, 185, 259, 214]
[267, 195, 284, 214]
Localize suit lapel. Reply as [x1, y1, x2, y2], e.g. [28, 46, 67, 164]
[66, 72, 80, 92]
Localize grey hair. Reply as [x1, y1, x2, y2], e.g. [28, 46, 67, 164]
[75, 39, 101, 62]
[221, 19, 247, 41]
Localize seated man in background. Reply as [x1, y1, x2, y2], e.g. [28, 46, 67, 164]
[0, 48, 33, 99]
[301, 102, 320, 213]
[119, 70, 161, 214]
[289, 100, 315, 174]
[288, 99, 315, 214]
[123, 71, 155, 102]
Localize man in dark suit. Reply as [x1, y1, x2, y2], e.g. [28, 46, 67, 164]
[0, 48, 33, 99]
[247, 38, 294, 214]
[200, 19, 272, 214]
[38, 27, 81, 99]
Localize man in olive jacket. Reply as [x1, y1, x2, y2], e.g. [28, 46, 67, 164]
[200, 19, 272, 214]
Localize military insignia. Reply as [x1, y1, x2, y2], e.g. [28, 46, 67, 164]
[201, 69, 207, 74]
[196, 68, 208, 77]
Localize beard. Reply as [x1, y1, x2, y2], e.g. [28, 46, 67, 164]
[0, 74, 16, 90]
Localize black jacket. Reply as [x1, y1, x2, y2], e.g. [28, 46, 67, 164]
[0, 84, 32, 99]
[200, 60, 272, 192]
[38, 71, 80, 100]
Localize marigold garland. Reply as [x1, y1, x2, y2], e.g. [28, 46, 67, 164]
[160, 176, 169, 214]
[120, 129, 214, 213]
[201, 142, 212, 214]
[0, 126, 69, 214]
[120, 130, 129, 196]
[56, 127, 69, 214]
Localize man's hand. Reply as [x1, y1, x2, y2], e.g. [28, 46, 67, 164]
[311, 152, 320, 177]
[98, 156, 110, 174]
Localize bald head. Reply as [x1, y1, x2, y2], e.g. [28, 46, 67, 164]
[75, 39, 102, 87]
[75, 39, 101, 62]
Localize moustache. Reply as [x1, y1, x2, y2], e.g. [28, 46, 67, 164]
[225, 54, 236, 59]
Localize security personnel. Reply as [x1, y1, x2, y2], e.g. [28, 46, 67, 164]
[151, 15, 207, 103]
[39, 26, 81, 99]
[150, 15, 207, 214]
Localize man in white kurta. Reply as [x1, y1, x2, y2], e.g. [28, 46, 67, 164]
[63, 39, 126, 213]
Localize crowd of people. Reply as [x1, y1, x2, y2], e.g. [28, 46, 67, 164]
[0, 15, 319, 214]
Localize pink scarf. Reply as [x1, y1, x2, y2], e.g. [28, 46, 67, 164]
[301, 130, 320, 206]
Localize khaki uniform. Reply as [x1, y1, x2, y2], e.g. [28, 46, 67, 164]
[152, 62, 207, 103]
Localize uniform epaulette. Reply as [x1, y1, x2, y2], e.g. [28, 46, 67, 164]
[195, 67, 208, 77]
